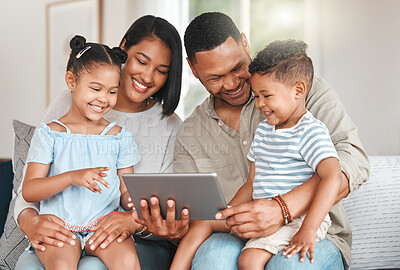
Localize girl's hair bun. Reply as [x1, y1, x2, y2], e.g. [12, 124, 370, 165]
[70, 35, 86, 53]
[112, 47, 128, 64]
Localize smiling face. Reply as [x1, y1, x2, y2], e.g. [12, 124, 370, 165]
[251, 72, 306, 129]
[117, 37, 171, 111]
[188, 35, 252, 109]
[67, 65, 120, 122]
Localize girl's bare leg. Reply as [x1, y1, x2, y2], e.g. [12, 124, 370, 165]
[238, 248, 273, 270]
[170, 220, 228, 270]
[36, 242, 81, 270]
[86, 236, 140, 270]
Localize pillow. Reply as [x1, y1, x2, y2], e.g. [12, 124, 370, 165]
[342, 156, 400, 270]
[0, 159, 14, 237]
[0, 120, 35, 270]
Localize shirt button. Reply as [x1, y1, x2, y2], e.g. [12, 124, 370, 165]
[243, 140, 248, 145]
[218, 121, 222, 126]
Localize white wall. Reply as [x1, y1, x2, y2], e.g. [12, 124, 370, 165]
[1, 0, 399, 158]
[305, 0, 400, 156]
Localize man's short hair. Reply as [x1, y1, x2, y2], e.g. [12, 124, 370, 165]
[249, 40, 314, 91]
[184, 12, 241, 63]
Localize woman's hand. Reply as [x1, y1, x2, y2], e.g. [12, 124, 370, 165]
[18, 208, 77, 251]
[68, 167, 110, 193]
[88, 211, 139, 250]
[283, 228, 316, 263]
[132, 197, 190, 242]
[216, 199, 283, 238]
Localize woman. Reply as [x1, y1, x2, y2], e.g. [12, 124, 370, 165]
[15, 15, 184, 270]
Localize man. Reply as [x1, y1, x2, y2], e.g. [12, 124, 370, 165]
[173, 12, 369, 269]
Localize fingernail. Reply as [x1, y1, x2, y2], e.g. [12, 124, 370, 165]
[90, 245, 95, 250]
[100, 243, 106, 249]
[57, 242, 63, 247]
[215, 213, 222, 219]
[140, 200, 146, 207]
[150, 198, 156, 205]
[117, 238, 122, 243]
[88, 239, 93, 245]
[70, 240, 75, 245]
[41, 247, 45, 251]
[72, 234, 76, 239]
[167, 201, 173, 207]
[183, 209, 188, 215]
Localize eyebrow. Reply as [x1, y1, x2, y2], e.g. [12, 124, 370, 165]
[137, 52, 170, 68]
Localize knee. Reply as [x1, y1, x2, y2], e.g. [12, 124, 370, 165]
[44, 260, 75, 270]
[237, 251, 253, 270]
[117, 256, 140, 270]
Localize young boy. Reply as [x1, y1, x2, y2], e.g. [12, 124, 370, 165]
[171, 40, 342, 270]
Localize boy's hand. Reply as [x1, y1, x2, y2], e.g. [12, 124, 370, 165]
[69, 167, 110, 193]
[283, 228, 316, 263]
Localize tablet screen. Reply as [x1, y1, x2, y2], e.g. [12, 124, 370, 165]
[123, 173, 227, 220]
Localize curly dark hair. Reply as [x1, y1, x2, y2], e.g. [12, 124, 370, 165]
[184, 12, 241, 63]
[67, 35, 127, 78]
[249, 40, 314, 91]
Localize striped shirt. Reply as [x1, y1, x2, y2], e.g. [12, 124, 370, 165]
[248, 111, 338, 200]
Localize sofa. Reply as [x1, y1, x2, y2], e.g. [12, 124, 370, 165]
[0, 120, 399, 269]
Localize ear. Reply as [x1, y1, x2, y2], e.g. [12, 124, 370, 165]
[294, 81, 307, 99]
[241, 33, 251, 56]
[65, 71, 77, 91]
[186, 57, 199, 78]
[120, 38, 126, 50]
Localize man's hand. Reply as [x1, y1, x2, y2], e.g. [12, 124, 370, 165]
[216, 199, 283, 238]
[132, 197, 190, 241]
[88, 211, 139, 250]
[18, 209, 76, 251]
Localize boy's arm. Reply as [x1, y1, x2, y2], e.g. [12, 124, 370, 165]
[228, 162, 255, 206]
[283, 157, 342, 263]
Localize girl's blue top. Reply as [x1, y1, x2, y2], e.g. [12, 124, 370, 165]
[26, 120, 140, 229]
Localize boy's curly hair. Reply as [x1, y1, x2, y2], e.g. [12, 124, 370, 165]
[249, 40, 314, 91]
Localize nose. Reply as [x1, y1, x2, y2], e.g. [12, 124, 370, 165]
[223, 74, 240, 90]
[97, 91, 108, 103]
[141, 66, 153, 84]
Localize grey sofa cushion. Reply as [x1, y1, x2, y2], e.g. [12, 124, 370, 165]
[0, 120, 35, 269]
[342, 156, 400, 270]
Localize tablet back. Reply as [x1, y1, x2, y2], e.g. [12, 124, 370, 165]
[123, 173, 227, 220]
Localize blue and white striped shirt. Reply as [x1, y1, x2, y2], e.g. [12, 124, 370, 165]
[248, 111, 338, 200]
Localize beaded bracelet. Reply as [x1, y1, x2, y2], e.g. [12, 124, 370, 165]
[272, 195, 293, 225]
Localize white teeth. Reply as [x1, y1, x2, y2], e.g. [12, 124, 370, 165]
[228, 87, 242, 95]
[133, 78, 148, 90]
[90, 104, 104, 112]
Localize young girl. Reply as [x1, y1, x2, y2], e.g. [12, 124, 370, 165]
[22, 35, 141, 270]
[16, 15, 183, 270]
[171, 40, 342, 270]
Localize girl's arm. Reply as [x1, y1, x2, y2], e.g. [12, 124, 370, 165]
[284, 157, 342, 262]
[117, 166, 134, 211]
[22, 163, 110, 203]
[228, 162, 255, 206]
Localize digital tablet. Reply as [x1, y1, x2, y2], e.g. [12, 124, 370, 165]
[123, 173, 227, 220]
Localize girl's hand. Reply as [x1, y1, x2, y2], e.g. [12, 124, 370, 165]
[283, 228, 316, 263]
[126, 196, 135, 210]
[69, 167, 110, 193]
